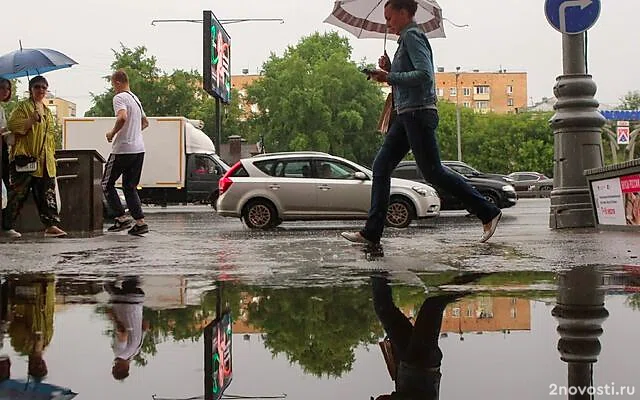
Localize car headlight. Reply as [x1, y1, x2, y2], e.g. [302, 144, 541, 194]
[413, 186, 437, 197]
[502, 185, 516, 192]
[504, 177, 515, 183]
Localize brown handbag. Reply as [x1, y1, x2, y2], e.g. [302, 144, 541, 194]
[377, 93, 393, 134]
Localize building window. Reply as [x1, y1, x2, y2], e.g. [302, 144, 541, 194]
[451, 307, 461, 317]
[449, 87, 457, 97]
[437, 88, 444, 97]
[506, 85, 513, 94]
[476, 101, 489, 109]
[463, 87, 471, 96]
[463, 101, 471, 108]
[507, 98, 514, 107]
[475, 86, 490, 95]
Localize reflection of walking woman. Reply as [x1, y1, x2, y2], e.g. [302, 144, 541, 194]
[1, 76, 66, 238]
[372, 276, 463, 400]
[342, 0, 502, 247]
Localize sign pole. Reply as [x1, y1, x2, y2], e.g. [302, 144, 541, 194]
[545, 0, 605, 229]
[215, 98, 222, 155]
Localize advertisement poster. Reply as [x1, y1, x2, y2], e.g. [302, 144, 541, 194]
[203, 10, 231, 104]
[621, 174, 640, 225]
[204, 312, 232, 400]
[591, 177, 626, 225]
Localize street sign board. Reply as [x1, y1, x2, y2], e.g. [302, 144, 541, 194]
[617, 126, 630, 145]
[545, 0, 601, 34]
[601, 110, 640, 121]
[203, 10, 232, 104]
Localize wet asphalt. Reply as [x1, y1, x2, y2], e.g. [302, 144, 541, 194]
[0, 199, 638, 283]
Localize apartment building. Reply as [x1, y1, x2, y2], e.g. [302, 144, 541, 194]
[232, 69, 527, 116]
[46, 94, 76, 125]
[435, 68, 528, 114]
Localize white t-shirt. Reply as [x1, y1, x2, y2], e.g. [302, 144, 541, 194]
[110, 293, 145, 360]
[112, 91, 146, 154]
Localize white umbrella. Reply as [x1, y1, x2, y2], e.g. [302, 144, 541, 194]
[324, 0, 446, 40]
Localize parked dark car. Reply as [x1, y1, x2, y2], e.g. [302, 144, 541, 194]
[442, 160, 514, 183]
[507, 172, 553, 196]
[392, 161, 518, 210]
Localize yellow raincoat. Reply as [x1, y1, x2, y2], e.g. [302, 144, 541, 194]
[7, 99, 56, 178]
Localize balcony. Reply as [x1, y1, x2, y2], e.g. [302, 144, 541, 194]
[473, 93, 491, 101]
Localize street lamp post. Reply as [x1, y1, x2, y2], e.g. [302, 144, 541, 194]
[455, 66, 462, 161]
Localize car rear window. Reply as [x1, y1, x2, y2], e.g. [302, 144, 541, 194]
[231, 166, 249, 177]
[393, 166, 421, 181]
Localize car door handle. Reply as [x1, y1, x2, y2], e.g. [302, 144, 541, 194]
[317, 185, 331, 191]
[269, 184, 280, 190]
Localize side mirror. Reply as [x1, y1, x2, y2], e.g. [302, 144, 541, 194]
[354, 171, 368, 180]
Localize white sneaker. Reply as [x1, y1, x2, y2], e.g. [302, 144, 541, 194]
[2, 229, 22, 238]
[480, 211, 502, 243]
[340, 231, 374, 245]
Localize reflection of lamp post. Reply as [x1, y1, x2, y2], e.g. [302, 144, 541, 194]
[455, 66, 462, 161]
[552, 266, 608, 400]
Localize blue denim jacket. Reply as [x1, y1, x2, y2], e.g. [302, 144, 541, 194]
[387, 22, 437, 114]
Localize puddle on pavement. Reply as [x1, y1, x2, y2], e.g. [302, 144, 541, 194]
[0, 266, 638, 399]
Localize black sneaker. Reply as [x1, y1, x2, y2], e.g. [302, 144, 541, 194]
[107, 217, 133, 232]
[128, 223, 149, 236]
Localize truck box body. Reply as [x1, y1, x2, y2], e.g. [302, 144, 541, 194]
[62, 117, 228, 206]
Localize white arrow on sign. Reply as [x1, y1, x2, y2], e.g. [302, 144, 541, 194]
[559, 0, 593, 33]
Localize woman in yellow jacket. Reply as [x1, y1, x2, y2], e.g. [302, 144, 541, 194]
[1, 76, 66, 238]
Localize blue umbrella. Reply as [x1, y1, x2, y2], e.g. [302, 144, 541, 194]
[0, 46, 77, 80]
[0, 378, 77, 399]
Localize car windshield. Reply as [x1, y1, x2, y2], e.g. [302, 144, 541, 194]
[212, 155, 230, 170]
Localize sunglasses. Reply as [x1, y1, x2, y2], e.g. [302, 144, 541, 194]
[32, 85, 48, 90]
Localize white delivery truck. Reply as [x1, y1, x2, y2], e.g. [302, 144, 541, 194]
[62, 117, 229, 207]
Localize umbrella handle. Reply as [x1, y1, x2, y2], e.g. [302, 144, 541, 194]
[384, 28, 387, 53]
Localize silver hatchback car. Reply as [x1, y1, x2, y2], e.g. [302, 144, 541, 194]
[216, 152, 440, 229]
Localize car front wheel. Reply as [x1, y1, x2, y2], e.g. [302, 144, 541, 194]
[483, 192, 499, 206]
[386, 197, 414, 229]
[242, 199, 278, 230]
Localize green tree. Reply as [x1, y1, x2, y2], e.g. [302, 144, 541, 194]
[246, 286, 382, 378]
[85, 44, 251, 145]
[246, 32, 385, 166]
[617, 91, 640, 110]
[434, 102, 554, 176]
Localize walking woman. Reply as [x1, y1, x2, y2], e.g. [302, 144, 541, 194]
[342, 0, 502, 247]
[1, 76, 66, 238]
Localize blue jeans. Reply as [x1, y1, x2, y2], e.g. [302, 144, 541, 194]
[361, 109, 500, 243]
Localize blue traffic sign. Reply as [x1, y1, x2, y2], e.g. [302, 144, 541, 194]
[545, 0, 601, 34]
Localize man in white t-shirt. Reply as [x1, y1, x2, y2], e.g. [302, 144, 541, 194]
[102, 69, 150, 235]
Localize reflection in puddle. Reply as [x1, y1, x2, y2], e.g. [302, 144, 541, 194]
[0, 267, 636, 399]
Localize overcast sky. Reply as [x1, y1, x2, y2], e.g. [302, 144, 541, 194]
[2, 0, 638, 115]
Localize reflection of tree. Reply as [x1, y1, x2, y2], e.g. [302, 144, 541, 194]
[626, 293, 640, 311]
[247, 286, 382, 378]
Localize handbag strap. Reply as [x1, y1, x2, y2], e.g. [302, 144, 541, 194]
[124, 91, 143, 114]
